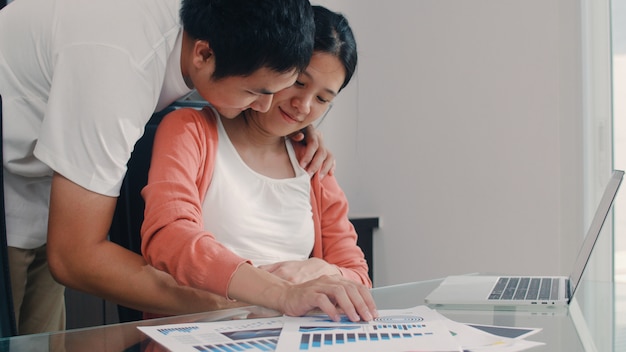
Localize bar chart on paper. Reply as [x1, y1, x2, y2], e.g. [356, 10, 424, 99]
[138, 318, 286, 352]
[276, 307, 461, 352]
[297, 321, 436, 350]
[139, 306, 548, 352]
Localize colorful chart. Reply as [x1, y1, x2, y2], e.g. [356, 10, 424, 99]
[191, 336, 279, 351]
[296, 320, 434, 350]
[275, 306, 464, 352]
[138, 317, 286, 352]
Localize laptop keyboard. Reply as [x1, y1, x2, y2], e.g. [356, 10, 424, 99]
[488, 277, 560, 301]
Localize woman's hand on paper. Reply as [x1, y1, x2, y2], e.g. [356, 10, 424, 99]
[278, 274, 378, 323]
[228, 263, 376, 323]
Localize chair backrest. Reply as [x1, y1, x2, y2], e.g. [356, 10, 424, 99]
[0, 95, 18, 337]
[109, 101, 204, 322]
[109, 107, 173, 322]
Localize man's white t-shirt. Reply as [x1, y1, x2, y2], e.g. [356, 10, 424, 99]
[0, 0, 192, 248]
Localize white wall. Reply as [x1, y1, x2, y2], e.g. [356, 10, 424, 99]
[313, 0, 609, 287]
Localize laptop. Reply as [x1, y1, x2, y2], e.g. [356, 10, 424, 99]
[424, 170, 624, 308]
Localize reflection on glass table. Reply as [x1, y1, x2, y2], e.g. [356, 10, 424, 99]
[0, 277, 623, 351]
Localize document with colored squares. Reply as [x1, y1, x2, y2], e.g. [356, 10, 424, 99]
[138, 305, 543, 351]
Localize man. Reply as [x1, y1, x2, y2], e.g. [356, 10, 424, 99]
[0, 0, 369, 334]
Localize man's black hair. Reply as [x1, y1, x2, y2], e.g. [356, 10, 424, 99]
[181, 0, 315, 79]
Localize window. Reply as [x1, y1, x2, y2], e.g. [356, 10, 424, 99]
[613, 0, 626, 287]
[612, 0, 626, 350]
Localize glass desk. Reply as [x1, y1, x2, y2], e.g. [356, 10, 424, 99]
[1, 277, 624, 351]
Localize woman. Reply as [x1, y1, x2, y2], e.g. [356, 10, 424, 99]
[141, 6, 376, 323]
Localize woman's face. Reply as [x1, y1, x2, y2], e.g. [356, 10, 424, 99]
[254, 52, 346, 136]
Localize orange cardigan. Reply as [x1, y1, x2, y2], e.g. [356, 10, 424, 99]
[141, 107, 371, 299]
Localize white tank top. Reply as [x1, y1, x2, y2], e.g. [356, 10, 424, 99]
[202, 116, 315, 266]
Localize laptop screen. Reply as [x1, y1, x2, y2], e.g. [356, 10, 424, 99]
[568, 170, 623, 297]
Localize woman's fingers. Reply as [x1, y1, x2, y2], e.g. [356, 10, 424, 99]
[280, 275, 378, 322]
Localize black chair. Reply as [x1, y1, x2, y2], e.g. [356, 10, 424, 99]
[0, 95, 18, 337]
[350, 217, 378, 283]
[109, 106, 177, 322]
[110, 100, 205, 322]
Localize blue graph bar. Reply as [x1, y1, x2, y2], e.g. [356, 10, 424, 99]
[226, 342, 245, 351]
[300, 333, 310, 350]
[312, 334, 321, 347]
[250, 340, 272, 351]
[324, 334, 333, 345]
[214, 344, 234, 352]
[261, 339, 277, 350]
[336, 334, 344, 344]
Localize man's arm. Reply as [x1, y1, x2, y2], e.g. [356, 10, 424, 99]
[46, 173, 377, 320]
[46, 173, 238, 315]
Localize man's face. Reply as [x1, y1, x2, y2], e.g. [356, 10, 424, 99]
[193, 66, 298, 118]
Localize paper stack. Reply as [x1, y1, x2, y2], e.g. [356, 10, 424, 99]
[138, 305, 545, 351]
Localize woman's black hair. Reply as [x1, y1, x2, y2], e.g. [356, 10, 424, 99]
[312, 6, 358, 92]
